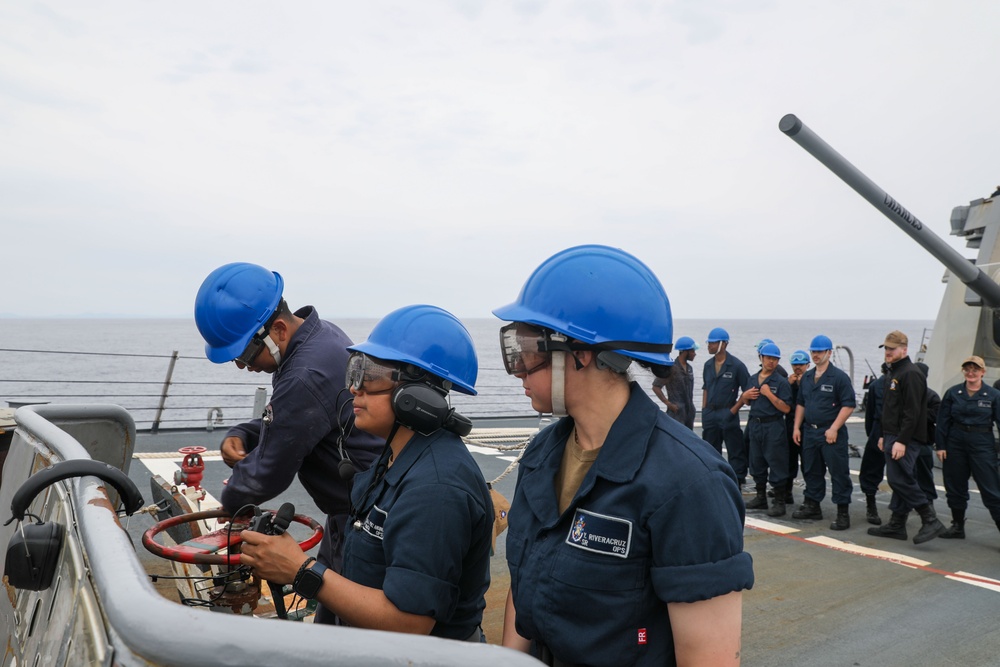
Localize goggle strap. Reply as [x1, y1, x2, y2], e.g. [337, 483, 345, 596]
[541, 337, 672, 356]
[550, 333, 567, 417]
[262, 335, 281, 366]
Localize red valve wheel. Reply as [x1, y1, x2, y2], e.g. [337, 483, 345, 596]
[142, 508, 323, 565]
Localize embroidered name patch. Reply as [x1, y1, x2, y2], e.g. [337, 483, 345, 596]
[820, 384, 833, 393]
[565, 509, 632, 558]
[979, 400, 993, 409]
[362, 505, 387, 540]
[722, 372, 733, 379]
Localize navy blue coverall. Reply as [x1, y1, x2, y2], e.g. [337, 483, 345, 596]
[703, 353, 750, 481]
[506, 383, 754, 666]
[796, 363, 856, 506]
[344, 428, 493, 640]
[221, 307, 382, 621]
[936, 382, 1000, 527]
[746, 370, 792, 490]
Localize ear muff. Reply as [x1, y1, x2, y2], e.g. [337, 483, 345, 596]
[391, 383, 452, 435]
[391, 383, 474, 437]
[5, 459, 144, 591]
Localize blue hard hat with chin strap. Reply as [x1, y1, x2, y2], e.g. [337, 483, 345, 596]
[493, 245, 673, 366]
[194, 262, 284, 364]
[349, 304, 478, 395]
[707, 327, 730, 343]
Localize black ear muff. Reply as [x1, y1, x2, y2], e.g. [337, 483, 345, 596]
[5, 459, 144, 591]
[5, 521, 63, 591]
[391, 383, 452, 435]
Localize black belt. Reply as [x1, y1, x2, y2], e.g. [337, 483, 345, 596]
[750, 414, 784, 424]
[806, 423, 833, 430]
[955, 423, 993, 434]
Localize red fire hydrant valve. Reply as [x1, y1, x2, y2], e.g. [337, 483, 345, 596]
[175, 446, 207, 490]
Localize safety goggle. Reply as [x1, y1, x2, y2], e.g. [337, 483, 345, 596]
[234, 332, 268, 367]
[499, 323, 555, 376]
[345, 353, 400, 394]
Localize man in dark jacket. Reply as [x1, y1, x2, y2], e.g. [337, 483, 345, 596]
[868, 330, 945, 544]
[194, 262, 383, 624]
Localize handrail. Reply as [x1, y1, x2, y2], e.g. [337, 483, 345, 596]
[0, 346, 540, 431]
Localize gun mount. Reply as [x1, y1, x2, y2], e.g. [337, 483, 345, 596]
[779, 113, 1000, 393]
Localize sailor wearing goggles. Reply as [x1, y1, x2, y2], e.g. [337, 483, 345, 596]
[496, 245, 753, 667]
[242, 305, 493, 642]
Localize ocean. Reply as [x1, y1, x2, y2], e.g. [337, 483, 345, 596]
[0, 317, 933, 430]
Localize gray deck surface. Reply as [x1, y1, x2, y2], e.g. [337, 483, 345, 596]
[127, 416, 1000, 666]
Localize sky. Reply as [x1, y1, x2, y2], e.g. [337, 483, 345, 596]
[3, 0, 1000, 321]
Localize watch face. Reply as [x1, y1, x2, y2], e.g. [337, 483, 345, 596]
[295, 568, 324, 599]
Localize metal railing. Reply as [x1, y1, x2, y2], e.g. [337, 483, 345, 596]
[0, 347, 539, 432]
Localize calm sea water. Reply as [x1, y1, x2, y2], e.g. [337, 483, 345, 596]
[0, 317, 933, 429]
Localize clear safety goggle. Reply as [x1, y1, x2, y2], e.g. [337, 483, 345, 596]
[499, 323, 555, 376]
[233, 311, 282, 367]
[345, 352, 400, 394]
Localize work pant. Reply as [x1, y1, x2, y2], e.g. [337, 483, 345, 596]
[748, 418, 790, 488]
[942, 432, 1000, 524]
[666, 403, 694, 432]
[800, 425, 853, 505]
[313, 512, 348, 625]
[916, 444, 937, 501]
[883, 434, 931, 514]
[786, 416, 800, 483]
[859, 430, 885, 496]
[703, 407, 747, 480]
[860, 431, 936, 500]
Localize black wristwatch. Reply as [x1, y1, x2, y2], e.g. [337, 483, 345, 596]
[292, 557, 328, 600]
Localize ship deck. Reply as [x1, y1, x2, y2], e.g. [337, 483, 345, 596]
[125, 417, 1000, 665]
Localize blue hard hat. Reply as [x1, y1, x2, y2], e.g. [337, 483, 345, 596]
[809, 335, 833, 351]
[350, 304, 478, 395]
[789, 350, 810, 365]
[758, 342, 781, 358]
[194, 262, 284, 364]
[675, 336, 699, 351]
[707, 327, 730, 343]
[493, 245, 673, 366]
[755, 338, 775, 353]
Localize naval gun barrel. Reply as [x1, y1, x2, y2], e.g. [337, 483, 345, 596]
[779, 113, 1000, 309]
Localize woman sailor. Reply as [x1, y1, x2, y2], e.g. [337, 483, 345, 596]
[242, 304, 493, 641]
[496, 245, 754, 666]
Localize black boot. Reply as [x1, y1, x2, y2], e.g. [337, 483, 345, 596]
[792, 498, 823, 520]
[868, 512, 908, 540]
[746, 484, 768, 510]
[865, 494, 881, 526]
[767, 486, 786, 517]
[784, 487, 794, 504]
[830, 504, 850, 531]
[913, 504, 945, 544]
[939, 508, 966, 539]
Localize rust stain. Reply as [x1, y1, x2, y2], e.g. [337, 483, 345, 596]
[2, 575, 16, 608]
[87, 486, 124, 527]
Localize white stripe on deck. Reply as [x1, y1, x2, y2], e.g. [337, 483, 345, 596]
[748, 517, 1000, 593]
[949, 571, 1000, 593]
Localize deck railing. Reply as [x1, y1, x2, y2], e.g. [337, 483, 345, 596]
[0, 347, 538, 432]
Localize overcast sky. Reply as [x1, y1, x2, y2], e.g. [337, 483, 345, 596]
[3, 1, 999, 321]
